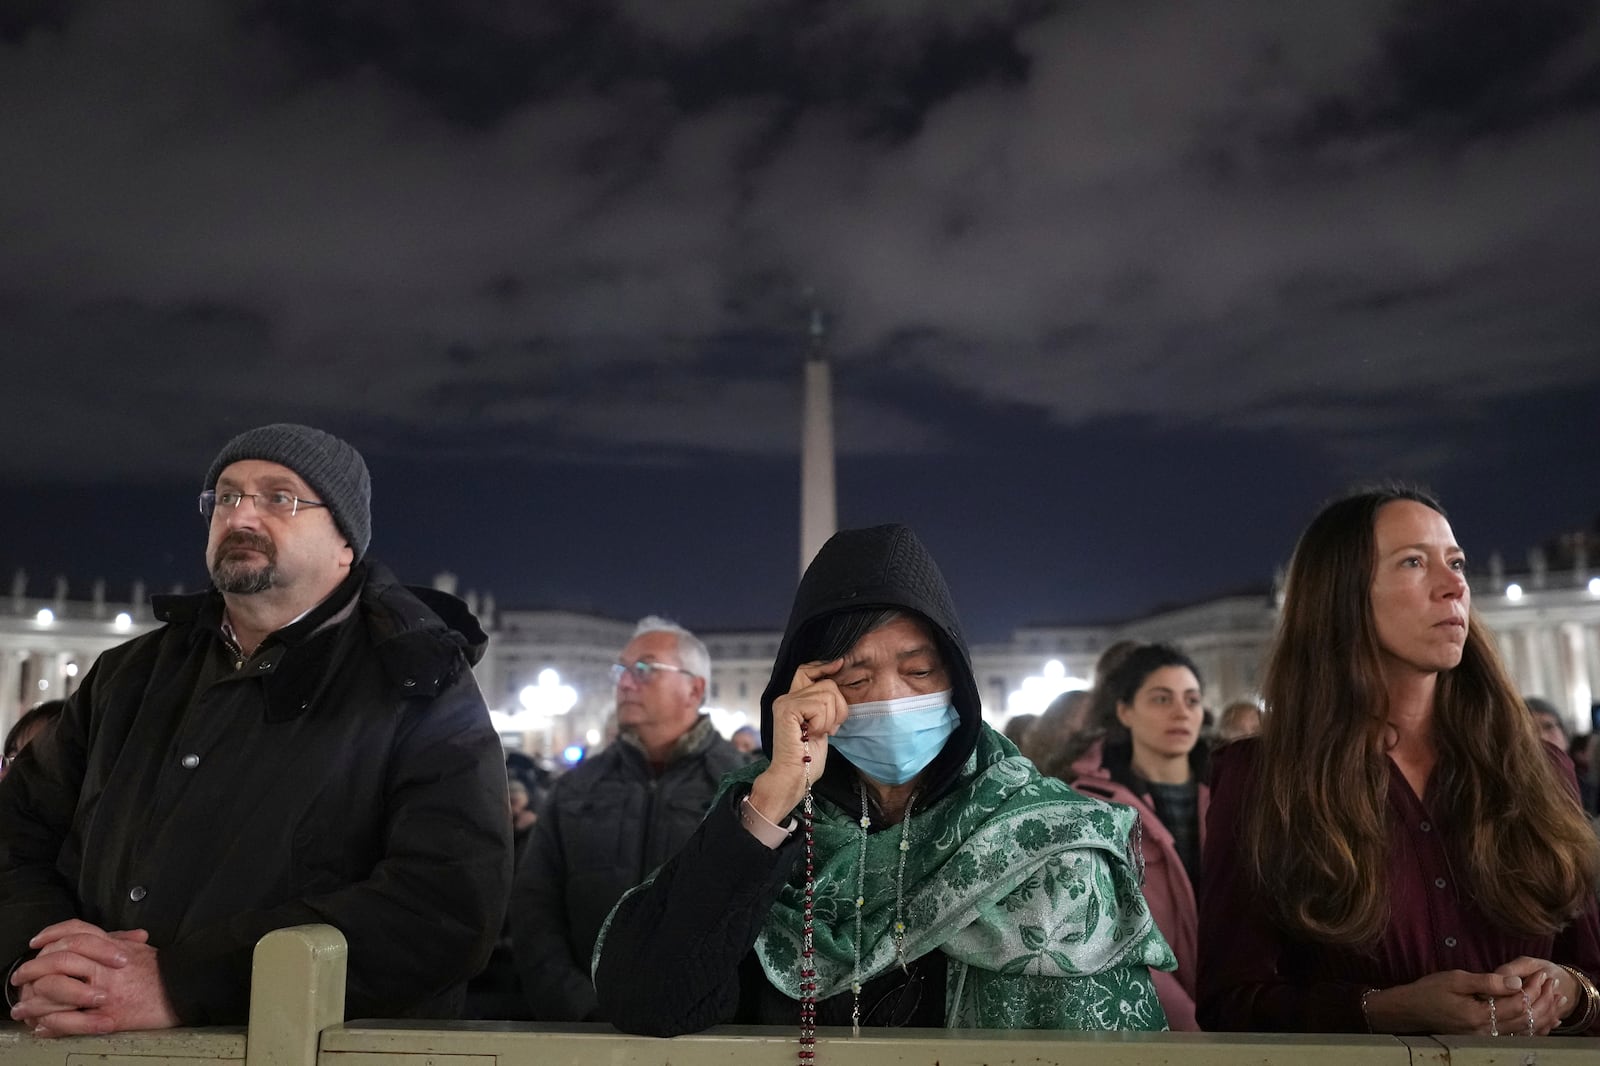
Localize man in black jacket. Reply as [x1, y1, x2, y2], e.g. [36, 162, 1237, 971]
[1, 423, 511, 1036]
[510, 616, 744, 1021]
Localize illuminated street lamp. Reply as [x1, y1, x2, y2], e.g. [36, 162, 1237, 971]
[492, 659, 582, 742]
[1004, 659, 1089, 720]
[705, 705, 750, 739]
[519, 668, 578, 716]
[489, 668, 580, 752]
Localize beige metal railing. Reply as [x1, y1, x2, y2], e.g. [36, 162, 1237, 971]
[1, 925, 1595, 1066]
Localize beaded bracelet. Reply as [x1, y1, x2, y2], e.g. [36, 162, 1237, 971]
[1359, 987, 1379, 1033]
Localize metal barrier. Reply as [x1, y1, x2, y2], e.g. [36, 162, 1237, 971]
[1, 925, 1596, 1066]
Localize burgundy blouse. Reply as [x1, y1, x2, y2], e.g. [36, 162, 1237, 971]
[1197, 739, 1600, 1034]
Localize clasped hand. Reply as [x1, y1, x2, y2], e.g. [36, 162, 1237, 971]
[1367, 957, 1571, 1036]
[9, 919, 178, 1037]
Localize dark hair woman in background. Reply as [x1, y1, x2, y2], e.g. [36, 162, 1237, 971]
[1, 700, 65, 781]
[1065, 643, 1209, 1029]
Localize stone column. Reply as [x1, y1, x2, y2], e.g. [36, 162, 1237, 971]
[1584, 624, 1600, 732]
[1560, 623, 1591, 735]
[1536, 625, 1565, 705]
[0, 650, 22, 736]
[1519, 628, 1545, 697]
[800, 306, 836, 576]
[15, 652, 39, 715]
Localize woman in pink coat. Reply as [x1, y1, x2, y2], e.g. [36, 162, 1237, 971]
[1061, 643, 1209, 1029]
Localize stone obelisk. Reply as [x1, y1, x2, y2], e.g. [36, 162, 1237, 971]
[800, 304, 837, 575]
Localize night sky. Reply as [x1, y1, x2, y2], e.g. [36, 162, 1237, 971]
[3, 1, 1598, 642]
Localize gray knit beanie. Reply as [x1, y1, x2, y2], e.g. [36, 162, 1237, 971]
[203, 423, 372, 561]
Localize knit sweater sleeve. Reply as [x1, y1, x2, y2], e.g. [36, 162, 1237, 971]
[593, 785, 801, 1035]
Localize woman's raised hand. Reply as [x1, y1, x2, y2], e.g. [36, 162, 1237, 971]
[747, 658, 849, 824]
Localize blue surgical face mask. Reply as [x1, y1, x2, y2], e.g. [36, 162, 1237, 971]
[829, 689, 959, 786]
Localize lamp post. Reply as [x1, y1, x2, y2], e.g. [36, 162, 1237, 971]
[490, 668, 578, 755]
[1004, 659, 1089, 723]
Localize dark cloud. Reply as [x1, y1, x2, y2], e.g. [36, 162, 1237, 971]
[2, 0, 1597, 632]
[1282, 0, 1600, 147]
[250, 0, 1047, 135]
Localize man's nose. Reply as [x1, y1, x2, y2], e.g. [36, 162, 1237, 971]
[223, 498, 263, 528]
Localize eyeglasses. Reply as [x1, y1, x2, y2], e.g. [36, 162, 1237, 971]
[199, 490, 328, 520]
[609, 660, 695, 685]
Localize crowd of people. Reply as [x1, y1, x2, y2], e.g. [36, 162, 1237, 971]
[1, 423, 1597, 1048]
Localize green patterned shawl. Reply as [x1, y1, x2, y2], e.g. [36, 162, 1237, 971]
[722, 725, 1174, 1030]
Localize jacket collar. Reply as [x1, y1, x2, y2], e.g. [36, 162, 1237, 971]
[618, 714, 719, 766]
[151, 560, 487, 718]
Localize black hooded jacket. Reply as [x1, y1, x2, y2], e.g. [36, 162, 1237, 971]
[759, 524, 983, 817]
[595, 525, 979, 1034]
[0, 561, 512, 1024]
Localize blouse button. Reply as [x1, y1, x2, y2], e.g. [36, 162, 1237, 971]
[1444, 936, 1457, 948]
[181, 753, 200, 769]
[1419, 821, 1431, 832]
[1434, 877, 1447, 889]
[129, 885, 147, 902]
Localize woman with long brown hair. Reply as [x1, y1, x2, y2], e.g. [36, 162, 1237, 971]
[1197, 488, 1600, 1036]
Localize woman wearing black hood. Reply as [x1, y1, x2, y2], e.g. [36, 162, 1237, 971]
[594, 525, 1172, 1042]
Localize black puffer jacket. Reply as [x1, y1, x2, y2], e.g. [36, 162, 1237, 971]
[509, 716, 746, 1021]
[0, 561, 512, 1024]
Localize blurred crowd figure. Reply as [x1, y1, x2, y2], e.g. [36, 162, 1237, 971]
[504, 616, 744, 1022]
[1527, 697, 1570, 750]
[1525, 697, 1600, 822]
[1213, 700, 1263, 744]
[730, 724, 762, 755]
[0, 699, 65, 781]
[1000, 712, 1036, 750]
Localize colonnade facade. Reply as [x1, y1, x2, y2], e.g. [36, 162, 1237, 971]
[5, 565, 1599, 751]
[1, 573, 153, 734]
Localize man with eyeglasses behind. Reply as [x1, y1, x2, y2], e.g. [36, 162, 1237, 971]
[0, 423, 510, 1037]
[509, 616, 743, 1021]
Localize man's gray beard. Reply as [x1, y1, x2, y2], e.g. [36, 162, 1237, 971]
[211, 560, 276, 594]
